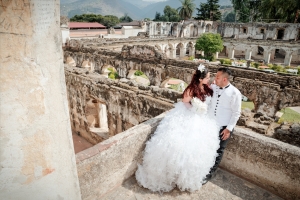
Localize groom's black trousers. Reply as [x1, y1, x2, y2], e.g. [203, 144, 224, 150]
[207, 126, 232, 178]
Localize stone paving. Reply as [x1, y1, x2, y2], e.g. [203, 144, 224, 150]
[102, 169, 282, 200]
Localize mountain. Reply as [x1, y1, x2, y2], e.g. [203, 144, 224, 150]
[61, 0, 145, 19]
[60, 0, 232, 20]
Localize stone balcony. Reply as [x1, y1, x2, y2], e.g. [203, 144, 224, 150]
[74, 113, 300, 200]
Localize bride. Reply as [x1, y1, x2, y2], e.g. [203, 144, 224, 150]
[135, 65, 220, 193]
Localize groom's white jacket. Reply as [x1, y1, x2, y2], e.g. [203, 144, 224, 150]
[208, 84, 242, 131]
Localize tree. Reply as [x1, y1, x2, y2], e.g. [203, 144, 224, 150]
[69, 14, 120, 27]
[164, 5, 181, 22]
[102, 15, 120, 28]
[259, 0, 300, 23]
[195, 3, 210, 20]
[195, 33, 223, 61]
[153, 12, 161, 21]
[231, 0, 251, 22]
[196, 0, 221, 21]
[224, 11, 235, 22]
[119, 13, 133, 23]
[153, 6, 181, 22]
[177, 0, 196, 20]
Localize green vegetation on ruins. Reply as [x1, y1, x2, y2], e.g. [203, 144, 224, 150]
[195, 33, 223, 61]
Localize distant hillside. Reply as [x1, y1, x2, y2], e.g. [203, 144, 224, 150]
[60, 0, 232, 20]
[61, 0, 145, 19]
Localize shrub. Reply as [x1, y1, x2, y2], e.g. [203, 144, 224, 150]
[223, 59, 231, 65]
[108, 72, 119, 79]
[219, 59, 225, 64]
[107, 67, 115, 72]
[188, 56, 195, 60]
[134, 70, 144, 76]
[253, 62, 259, 68]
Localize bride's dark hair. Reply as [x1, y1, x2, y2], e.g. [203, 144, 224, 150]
[182, 67, 213, 101]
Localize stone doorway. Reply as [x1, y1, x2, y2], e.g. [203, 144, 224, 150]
[277, 29, 285, 40]
[85, 98, 109, 140]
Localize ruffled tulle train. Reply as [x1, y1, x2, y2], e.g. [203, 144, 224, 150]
[135, 102, 220, 193]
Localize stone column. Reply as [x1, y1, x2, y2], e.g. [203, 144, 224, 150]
[263, 50, 271, 64]
[284, 51, 293, 66]
[0, 1, 81, 199]
[270, 49, 276, 60]
[171, 48, 176, 59]
[189, 47, 196, 57]
[227, 47, 235, 59]
[215, 52, 219, 59]
[245, 49, 252, 60]
[180, 47, 186, 58]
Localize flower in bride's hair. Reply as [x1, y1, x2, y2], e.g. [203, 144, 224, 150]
[198, 64, 205, 73]
[191, 97, 207, 114]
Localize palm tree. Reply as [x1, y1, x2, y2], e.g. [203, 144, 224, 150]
[177, 0, 196, 20]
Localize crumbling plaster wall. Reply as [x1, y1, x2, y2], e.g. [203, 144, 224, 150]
[64, 45, 300, 118]
[65, 66, 178, 144]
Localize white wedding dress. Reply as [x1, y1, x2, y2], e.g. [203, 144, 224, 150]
[135, 96, 220, 193]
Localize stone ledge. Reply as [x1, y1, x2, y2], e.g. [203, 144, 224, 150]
[75, 111, 300, 199]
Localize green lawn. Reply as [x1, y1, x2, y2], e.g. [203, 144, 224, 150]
[241, 101, 254, 110]
[279, 108, 300, 123]
[241, 101, 300, 123]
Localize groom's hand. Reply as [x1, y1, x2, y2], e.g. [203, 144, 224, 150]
[221, 129, 230, 140]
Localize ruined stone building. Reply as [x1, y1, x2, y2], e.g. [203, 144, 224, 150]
[1, 1, 300, 200]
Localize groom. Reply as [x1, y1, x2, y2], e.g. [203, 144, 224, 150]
[204, 67, 242, 184]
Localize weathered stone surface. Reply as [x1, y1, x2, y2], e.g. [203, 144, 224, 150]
[221, 127, 300, 200]
[246, 121, 269, 134]
[274, 123, 300, 147]
[64, 45, 300, 118]
[65, 66, 177, 144]
[0, 1, 81, 199]
[102, 169, 282, 200]
[76, 114, 299, 200]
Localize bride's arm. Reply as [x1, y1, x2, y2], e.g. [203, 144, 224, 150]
[182, 89, 192, 108]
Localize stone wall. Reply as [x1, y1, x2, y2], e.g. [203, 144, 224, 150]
[221, 127, 300, 200]
[65, 66, 177, 144]
[64, 45, 300, 118]
[75, 116, 300, 200]
[76, 113, 164, 199]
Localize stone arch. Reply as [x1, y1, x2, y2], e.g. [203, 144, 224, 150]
[160, 78, 188, 92]
[274, 48, 286, 64]
[154, 44, 162, 51]
[205, 23, 212, 32]
[175, 43, 185, 58]
[163, 43, 175, 58]
[65, 55, 76, 67]
[81, 59, 94, 71]
[101, 64, 117, 78]
[127, 69, 150, 86]
[185, 42, 194, 57]
[85, 97, 109, 140]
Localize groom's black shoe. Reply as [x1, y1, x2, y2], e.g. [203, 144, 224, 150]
[202, 174, 212, 185]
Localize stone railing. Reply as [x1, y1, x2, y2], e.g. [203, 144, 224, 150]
[76, 113, 165, 199]
[75, 115, 300, 200]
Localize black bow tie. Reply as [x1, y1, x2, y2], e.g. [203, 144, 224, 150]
[219, 85, 230, 90]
